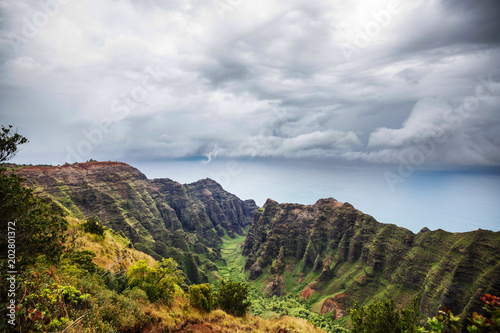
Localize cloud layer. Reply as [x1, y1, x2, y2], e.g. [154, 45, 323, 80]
[1, 0, 499, 166]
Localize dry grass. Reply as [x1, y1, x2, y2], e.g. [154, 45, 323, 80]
[141, 298, 326, 333]
[65, 216, 155, 272]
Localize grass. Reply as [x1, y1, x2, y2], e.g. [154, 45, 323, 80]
[65, 216, 155, 272]
[215, 227, 249, 281]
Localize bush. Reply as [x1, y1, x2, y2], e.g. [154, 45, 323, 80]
[418, 294, 500, 333]
[61, 249, 98, 273]
[217, 279, 251, 317]
[82, 217, 105, 236]
[189, 283, 215, 312]
[127, 258, 183, 305]
[0, 170, 68, 267]
[350, 298, 421, 333]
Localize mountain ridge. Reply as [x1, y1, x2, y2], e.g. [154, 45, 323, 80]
[241, 197, 500, 323]
[14, 161, 258, 284]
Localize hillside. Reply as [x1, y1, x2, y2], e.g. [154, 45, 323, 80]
[14, 162, 258, 284]
[242, 198, 500, 323]
[58, 215, 328, 333]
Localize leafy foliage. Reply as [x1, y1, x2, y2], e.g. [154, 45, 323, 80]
[0, 124, 28, 163]
[217, 279, 251, 317]
[350, 298, 421, 333]
[467, 294, 500, 332]
[127, 258, 183, 305]
[82, 217, 105, 236]
[0, 126, 67, 267]
[61, 249, 98, 274]
[189, 283, 215, 312]
[1, 260, 150, 332]
[418, 294, 500, 333]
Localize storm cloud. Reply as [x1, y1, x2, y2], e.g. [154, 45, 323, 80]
[0, 0, 499, 166]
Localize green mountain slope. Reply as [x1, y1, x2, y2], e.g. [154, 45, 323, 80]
[242, 198, 500, 322]
[14, 161, 258, 284]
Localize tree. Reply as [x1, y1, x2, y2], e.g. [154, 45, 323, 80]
[0, 125, 67, 266]
[350, 298, 421, 333]
[189, 283, 215, 312]
[61, 249, 98, 273]
[0, 125, 28, 163]
[183, 252, 200, 284]
[82, 217, 105, 236]
[217, 279, 251, 317]
[127, 258, 183, 305]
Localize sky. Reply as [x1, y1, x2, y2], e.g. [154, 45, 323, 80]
[1, 0, 499, 167]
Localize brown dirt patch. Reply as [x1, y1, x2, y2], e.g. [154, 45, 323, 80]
[300, 286, 315, 298]
[321, 293, 347, 319]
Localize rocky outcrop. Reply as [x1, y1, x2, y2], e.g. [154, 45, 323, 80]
[151, 178, 257, 241]
[320, 294, 346, 319]
[15, 162, 258, 283]
[243, 197, 500, 321]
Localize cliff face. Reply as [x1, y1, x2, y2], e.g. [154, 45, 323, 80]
[151, 178, 257, 239]
[15, 162, 258, 283]
[242, 198, 500, 320]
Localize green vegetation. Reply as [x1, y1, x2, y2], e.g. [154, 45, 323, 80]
[217, 279, 251, 316]
[0, 126, 67, 268]
[350, 298, 421, 333]
[127, 258, 183, 305]
[188, 279, 251, 316]
[189, 283, 215, 312]
[349, 295, 500, 333]
[0, 125, 28, 163]
[61, 249, 98, 273]
[217, 227, 349, 332]
[251, 294, 350, 333]
[81, 217, 105, 236]
[420, 294, 500, 332]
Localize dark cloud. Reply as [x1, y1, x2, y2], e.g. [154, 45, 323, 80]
[0, 0, 499, 166]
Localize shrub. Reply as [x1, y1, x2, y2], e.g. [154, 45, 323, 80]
[350, 297, 421, 333]
[127, 258, 183, 305]
[61, 249, 98, 273]
[189, 283, 215, 312]
[418, 294, 500, 333]
[217, 279, 251, 317]
[0, 171, 67, 267]
[82, 217, 105, 236]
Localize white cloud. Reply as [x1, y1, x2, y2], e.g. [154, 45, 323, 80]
[368, 97, 453, 148]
